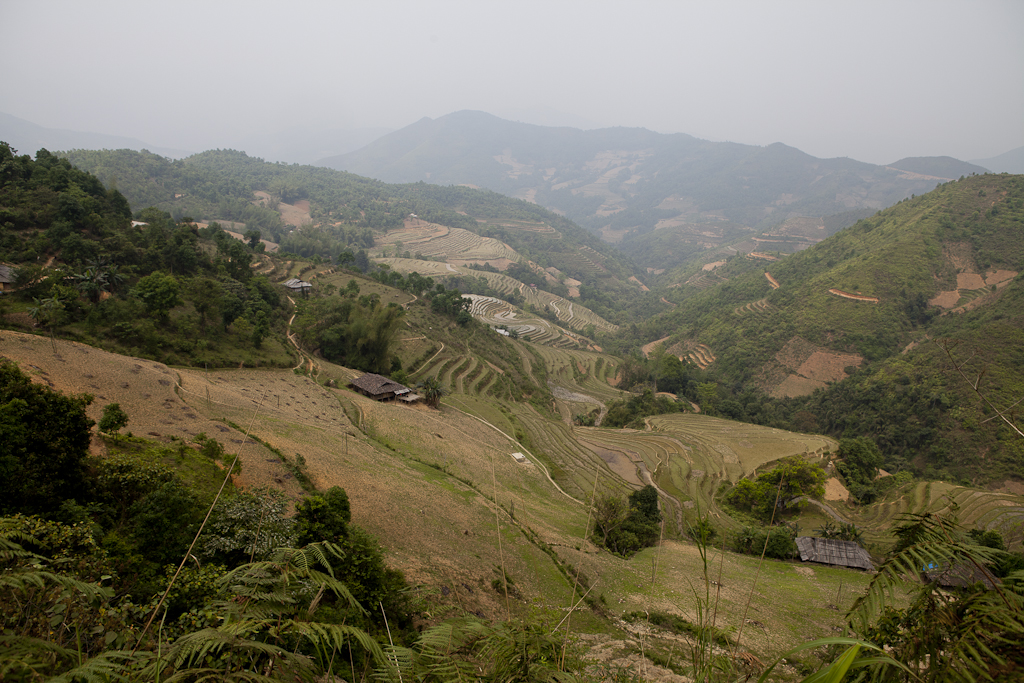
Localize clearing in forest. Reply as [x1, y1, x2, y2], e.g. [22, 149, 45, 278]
[765, 337, 863, 399]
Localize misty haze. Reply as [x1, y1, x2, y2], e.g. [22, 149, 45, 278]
[1, 1, 1023, 681]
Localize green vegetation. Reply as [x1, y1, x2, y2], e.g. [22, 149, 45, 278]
[602, 388, 688, 428]
[593, 485, 662, 556]
[0, 358, 93, 515]
[726, 457, 827, 522]
[2, 138, 1023, 680]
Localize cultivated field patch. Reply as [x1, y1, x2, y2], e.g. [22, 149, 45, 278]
[767, 337, 863, 398]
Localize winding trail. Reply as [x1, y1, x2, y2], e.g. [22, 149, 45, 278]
[444, 397, 585, 506]
[411, 342, 445, 375]
[286, 296, 321, 381]
[792, 496, 854, 525]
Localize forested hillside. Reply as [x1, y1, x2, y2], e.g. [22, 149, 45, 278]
[319, 111, 968, 268]
[623, 174, 1024, 484]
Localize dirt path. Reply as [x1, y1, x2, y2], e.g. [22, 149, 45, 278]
[792, 496, 853, 525]
[412, 342, 445, 375]
[765, 272, 780, 289]
[286, 296, 321, 380]
[445, 398, 584, 506]
[641, 336, 671, 357]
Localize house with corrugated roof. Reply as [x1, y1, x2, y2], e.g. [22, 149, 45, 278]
[796, 537, 874, 571]
[349, 373, 421, 404]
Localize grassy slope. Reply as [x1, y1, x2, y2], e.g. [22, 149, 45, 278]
[7, 324, 1023, 670]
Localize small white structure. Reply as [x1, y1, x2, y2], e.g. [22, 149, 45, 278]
[511, 452, 527, 463]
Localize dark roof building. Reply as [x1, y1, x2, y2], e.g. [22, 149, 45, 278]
[281, 278, 312, 295]
[925, 562, 1001, 590]
[349, 373, 421, 403]
[0, 264, 16, 291]
[796, 537, 874, 571]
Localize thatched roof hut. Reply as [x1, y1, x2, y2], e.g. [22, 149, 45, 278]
[796, 537, 874, 571]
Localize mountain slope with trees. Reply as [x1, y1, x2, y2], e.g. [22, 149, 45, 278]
[626, 173, 1024, 484]
[319, 111, 972, 268]
[62, 147, 648, 321]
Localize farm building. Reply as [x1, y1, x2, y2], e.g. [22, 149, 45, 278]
[925, 562, 1001, 590]
[796, 537, 874, 571]
[281, 278, 312, 296]
[349, 373, 421, 404]
[0, 264, 16, 292]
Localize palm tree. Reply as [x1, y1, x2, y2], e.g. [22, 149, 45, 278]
[416, 376, 448, 408]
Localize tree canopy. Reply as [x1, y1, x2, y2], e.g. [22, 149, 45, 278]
[0, 359, 94, 515]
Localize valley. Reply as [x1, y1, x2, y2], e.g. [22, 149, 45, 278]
[1, 140, 1023, 681]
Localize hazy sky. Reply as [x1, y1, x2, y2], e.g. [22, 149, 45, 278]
[2, 0, 1021, 164]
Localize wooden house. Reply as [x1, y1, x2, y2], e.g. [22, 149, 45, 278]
[0, 264, 15, 292]
[349, 373, 421, 404]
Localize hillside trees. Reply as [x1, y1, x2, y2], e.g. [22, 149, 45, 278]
[847, 511, 1024, 682]
[132, 271, 182, 322]
[603, 389, 686, 428]
[417, 376, 448, 408]
[726, 457, 826, 521]
[293, 295, 406, 374]
[0, 359, 93, 515]
[836, 437, 884, 503]
[593, 485, 663, 556]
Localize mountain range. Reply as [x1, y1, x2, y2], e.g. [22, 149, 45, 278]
[317, 111, 1000, 270]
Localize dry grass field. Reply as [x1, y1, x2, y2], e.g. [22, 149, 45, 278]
[8, 328, 1021, 675]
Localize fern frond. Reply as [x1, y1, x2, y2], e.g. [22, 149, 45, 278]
[46, 649, 145, 683]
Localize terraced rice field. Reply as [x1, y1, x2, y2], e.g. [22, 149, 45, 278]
[686, 270, 728, 290]
[375, 221, 520, 263]
[687, 343, 716, 369]
[376, 260, 616, 338]
[534, 346, 624, 404]
[733, 298, 775, 317]
[573, 414, 837, 535]
[841, 481, 1024, 549]
[412, 349, 510, 400]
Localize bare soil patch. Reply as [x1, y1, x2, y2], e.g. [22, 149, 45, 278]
[277, 200, 312, 228]
[771, 375, 827, 399]
[764, 272, 780, 289]
[823, 477, 850, 502]
[943, 242, 977, 273]
[0, 331, 301, 495]
[628, 276, 650, 292]
[795, 350, 862, 383]
[769, 337, 862, 397]
[956, 272, 985, 290]
[703, 260, 726, 271]
[929, 290, 960, 308]
[996, 480, 1024, 496]
[775, 337, 819, 370]
[986, 269, 1017, 287]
